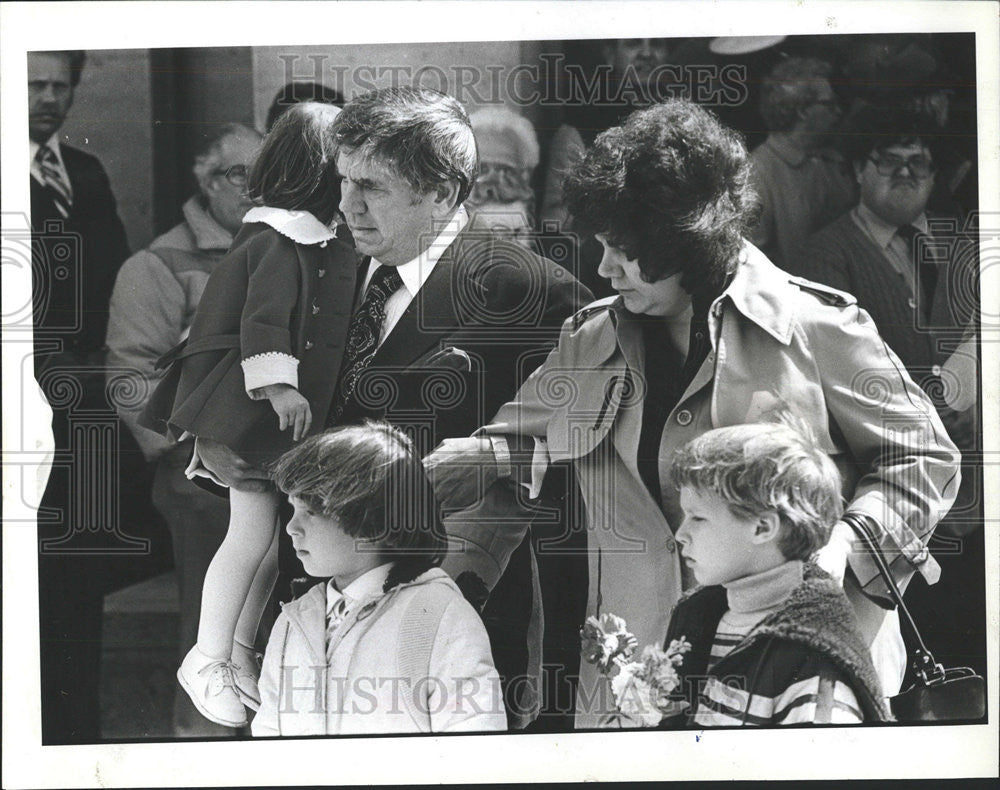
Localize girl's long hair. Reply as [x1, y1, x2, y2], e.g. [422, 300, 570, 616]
[246, 101, 342, 225]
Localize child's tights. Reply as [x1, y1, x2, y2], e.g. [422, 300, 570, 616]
[196, 487, 280, 660]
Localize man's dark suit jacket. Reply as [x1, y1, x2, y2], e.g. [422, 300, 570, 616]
[337, 225, 593, 455]
[32, 143, 139, 745]
[31, 143, 130, 362]
[326, 224, 594, 727]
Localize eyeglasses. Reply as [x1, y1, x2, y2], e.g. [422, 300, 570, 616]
[868, 154, 936, 179]
[213, 164, 249, 186]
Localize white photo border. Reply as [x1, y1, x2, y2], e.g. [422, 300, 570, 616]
[2, 1, 998, 786]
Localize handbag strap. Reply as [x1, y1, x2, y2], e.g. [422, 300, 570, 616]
[840, 513, 945, 685]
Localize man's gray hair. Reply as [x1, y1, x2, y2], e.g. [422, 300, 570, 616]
[333, 87, 478, 206]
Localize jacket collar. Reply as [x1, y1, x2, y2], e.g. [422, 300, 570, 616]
[606, 242, 798, 351]
[243, 206, 337, 245]
[281, 567, 457, 666]
[367, 218, 485, 370]
[709, 243, 797, 346]
[673, 563, 889, 721]
[182, 196, 236, 251]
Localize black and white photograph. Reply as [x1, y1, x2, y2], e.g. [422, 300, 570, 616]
[2, 1, 997, 786]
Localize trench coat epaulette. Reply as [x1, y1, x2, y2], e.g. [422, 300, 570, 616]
[787, 275, 858, 308]
[569, 296, 619, 331]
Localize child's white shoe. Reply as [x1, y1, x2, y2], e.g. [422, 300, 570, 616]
[230, 641, 262, 712]
[177, 645, 248, 728]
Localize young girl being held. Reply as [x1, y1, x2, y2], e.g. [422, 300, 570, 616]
[252, 421, 507, 735]
[145, 102, 359, 727]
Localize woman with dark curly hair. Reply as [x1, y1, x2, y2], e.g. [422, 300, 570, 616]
[427, 99, 959, 729]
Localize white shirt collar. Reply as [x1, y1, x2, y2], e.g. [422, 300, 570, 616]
[30, 133, 67, 182]
[326, 562, 394, 614]
[367, 206, 469, 296]
[30, 132, 63, 162]
[243, 206, 337, 245]
[855, 202, 929, 249]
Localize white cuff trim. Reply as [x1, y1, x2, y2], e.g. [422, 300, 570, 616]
[488, 435, 511, 480]
[242, 352, 299, 397]
[243, 206, 337, 245]
[526, 438, 549, 499]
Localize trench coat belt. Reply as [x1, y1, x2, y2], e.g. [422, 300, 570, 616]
[153, 334, 241, 371]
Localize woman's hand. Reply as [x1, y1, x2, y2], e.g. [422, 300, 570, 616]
[423, 437, 499, 510]
[262, 383, 312, 441]
[189, 437, 272, 492]
[814, 520, 854, 586]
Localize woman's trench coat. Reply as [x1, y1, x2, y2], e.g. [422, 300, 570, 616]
[443, 242, 960, 728]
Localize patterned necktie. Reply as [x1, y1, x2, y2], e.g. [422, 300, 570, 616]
[36, 145, 73, 219]
[326, 593, 352, 662]
[330, 264, 403, 423]
[896, 224, 938, 319]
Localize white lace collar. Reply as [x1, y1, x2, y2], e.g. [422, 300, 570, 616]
[242, 206, 337, 245]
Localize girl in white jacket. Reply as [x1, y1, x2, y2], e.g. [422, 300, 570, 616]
[251, 421, 507, 735]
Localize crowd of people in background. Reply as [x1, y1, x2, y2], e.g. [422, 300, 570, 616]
[28, 31, 982, 743]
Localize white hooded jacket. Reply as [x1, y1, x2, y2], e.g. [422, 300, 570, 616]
[251, 567, 507, 736]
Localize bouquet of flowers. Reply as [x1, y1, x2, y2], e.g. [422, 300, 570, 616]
[580, 613, 691, 727]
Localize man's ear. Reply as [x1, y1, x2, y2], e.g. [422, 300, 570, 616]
[431, 180, 461, 216]
[195, 169, 217, 199]
[751, 511, 782, 545]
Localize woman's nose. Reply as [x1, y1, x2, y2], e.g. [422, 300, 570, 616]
[286, 516, 302, 537]
[675, 521, 691, 547]
[597, 250, 620, 279]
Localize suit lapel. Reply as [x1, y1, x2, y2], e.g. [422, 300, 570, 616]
[369, 234, 465, 370]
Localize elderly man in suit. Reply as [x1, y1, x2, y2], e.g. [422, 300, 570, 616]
[30, 49, 133, 744]
[192, 87, 592, 729]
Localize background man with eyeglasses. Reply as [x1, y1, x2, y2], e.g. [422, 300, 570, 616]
[748, 56, 857, 266]
[789, 105, 976, 437]
[106, 121, 262, 737]
[788, 104, 982, 691]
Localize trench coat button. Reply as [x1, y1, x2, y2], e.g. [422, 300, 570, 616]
[318, 268, 326, 278]
[312, 303, 320, 315]
[676, 409, 693, 426]
[304, 340, 314, 350]
[665, 537, 676, 553]
[931, 364, 942, 377]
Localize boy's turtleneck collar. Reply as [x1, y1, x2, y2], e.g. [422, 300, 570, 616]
[725, 560, 804, 614]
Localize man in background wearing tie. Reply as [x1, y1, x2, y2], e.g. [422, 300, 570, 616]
[30, 49, 132, 744]
[788, 104, 982, 691]
[30, 50, 129, 369]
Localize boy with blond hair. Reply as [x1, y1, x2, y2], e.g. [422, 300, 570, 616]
[665, 422, 889, 726]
